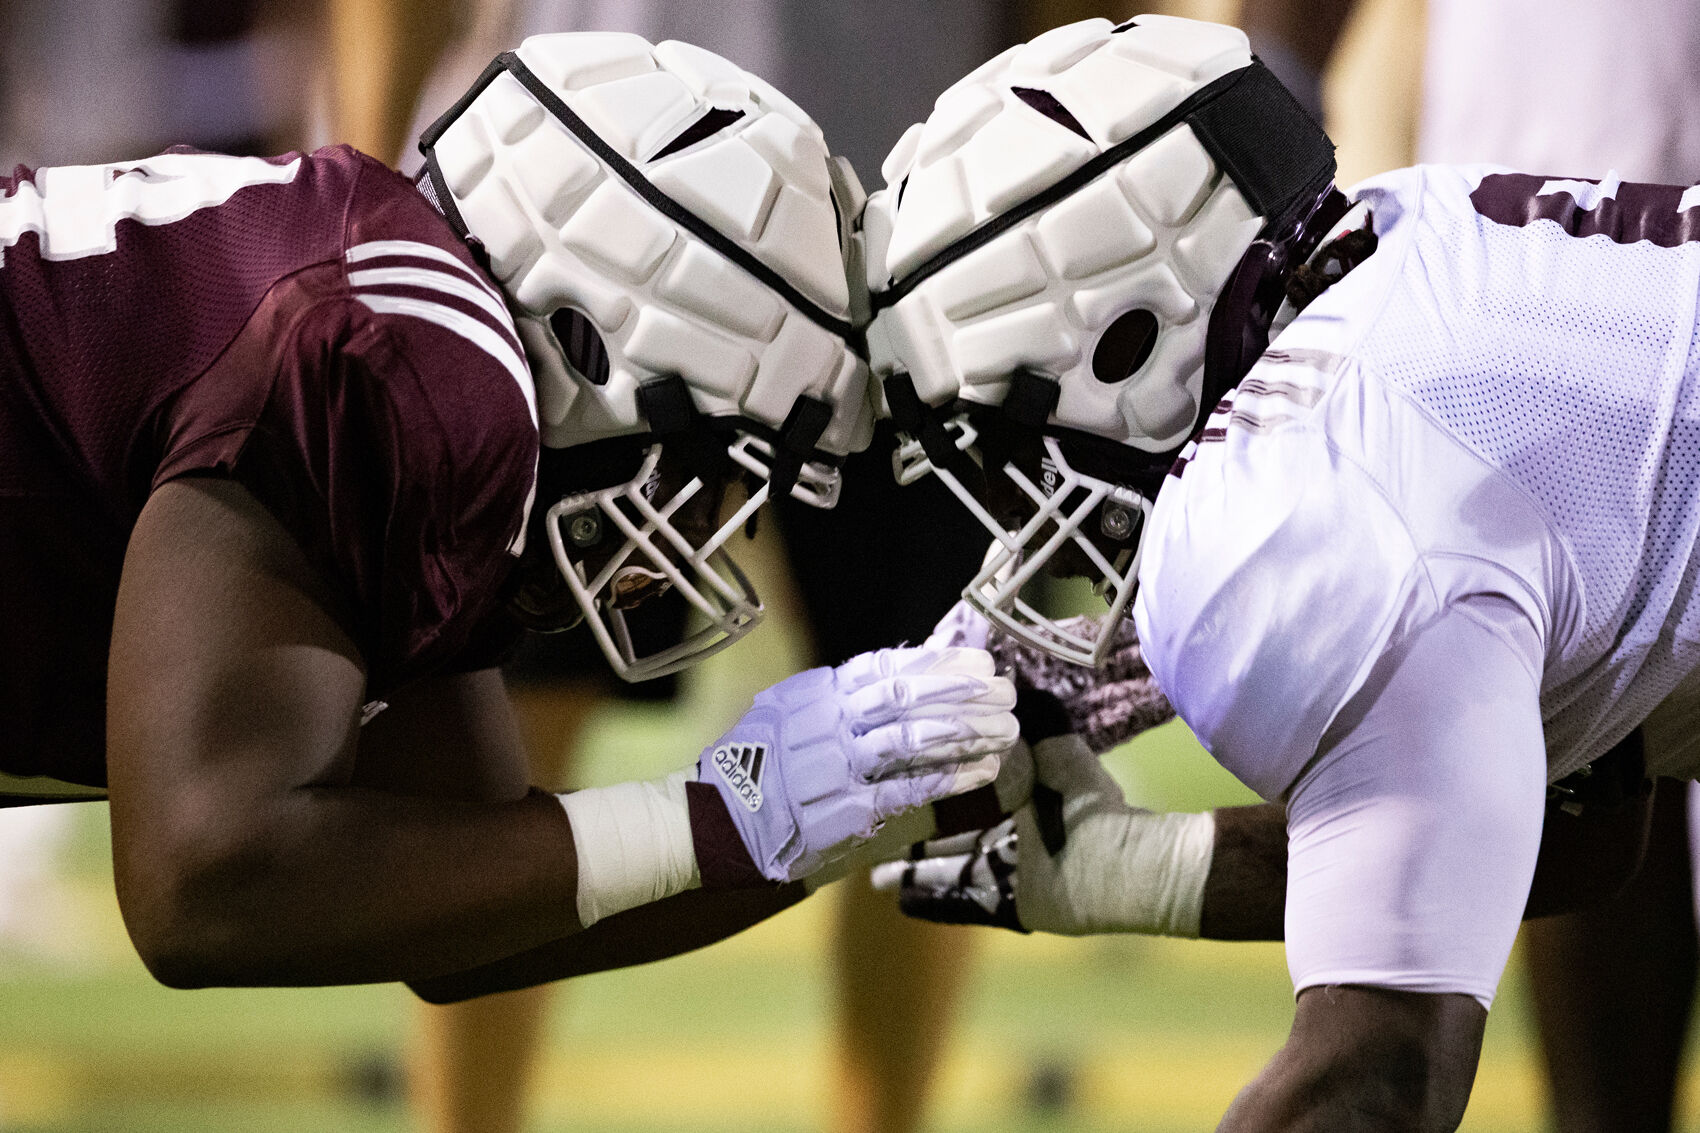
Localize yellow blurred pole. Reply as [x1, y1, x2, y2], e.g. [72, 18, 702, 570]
[1320, 0, 1422, 182]
[829, 878, 978, 1133]
[327, 0, 458, 165]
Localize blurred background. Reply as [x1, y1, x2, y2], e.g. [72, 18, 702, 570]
[1, 0, 1694, 1131]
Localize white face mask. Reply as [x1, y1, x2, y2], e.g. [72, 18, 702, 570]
[895, 416, 1150, 669]
[544, 437, 842, 682]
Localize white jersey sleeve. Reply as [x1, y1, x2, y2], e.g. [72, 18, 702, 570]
[1133, 349, 1430, 801]
[1284, 594, 1548, 1008]
[1133, 344, 1553, 800]
[1141, 162, 1700, 794]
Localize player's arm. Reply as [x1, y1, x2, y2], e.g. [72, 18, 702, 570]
[878, 702, 1652, 942]
[108, 477, 581, 986]
[1219, 597, 1548, 1130]
[408, 883, 808, 1003]
[108, 477, 1015, 988]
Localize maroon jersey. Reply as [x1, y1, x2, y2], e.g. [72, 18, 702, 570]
[0, 146, 538, 787]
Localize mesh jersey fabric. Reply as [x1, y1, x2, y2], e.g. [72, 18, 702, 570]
[0, 145, 538, 787]
[1136, 163, 1700, 800]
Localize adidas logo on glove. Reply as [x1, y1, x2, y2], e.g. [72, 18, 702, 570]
[712, 743, 767, 812]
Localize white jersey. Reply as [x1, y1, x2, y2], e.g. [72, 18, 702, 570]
[1135, 163, 1700, 802]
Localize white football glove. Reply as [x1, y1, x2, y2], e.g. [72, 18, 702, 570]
[559, 645, 1016, 928]
[692, 645, 1016, 885]
[870, 727, 1214, 937]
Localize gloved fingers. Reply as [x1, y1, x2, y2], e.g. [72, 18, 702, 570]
[898, 886, 1021, 930]
[842, 670, 1016, 731]
[896, 814, 1017, 863]
[850, 714, 1017, 776]
[835, 645, 998, 692]
[872, 827, 1025, 932]
[869, 755, 1005, 825]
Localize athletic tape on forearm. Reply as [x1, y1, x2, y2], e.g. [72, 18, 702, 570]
[557, 770, 700, 929]
[1022, 805, 1216, 938]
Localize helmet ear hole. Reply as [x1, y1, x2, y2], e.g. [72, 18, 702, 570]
[549, 307, 611, 387]
[1092, 309, 1159, 384]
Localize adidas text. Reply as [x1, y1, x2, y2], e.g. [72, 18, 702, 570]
[712, 742, 766, 812]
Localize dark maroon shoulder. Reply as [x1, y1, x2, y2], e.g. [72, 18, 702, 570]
[0, 146, 536, 780]
[177, 155, 540, 692]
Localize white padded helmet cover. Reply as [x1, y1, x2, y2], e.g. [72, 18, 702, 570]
[428, 32, 873, 459]
[865, 15, 1266, 455]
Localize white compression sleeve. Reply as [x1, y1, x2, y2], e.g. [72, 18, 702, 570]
[557, 770, 701, 929]
[1283, 596, 1548, 1009]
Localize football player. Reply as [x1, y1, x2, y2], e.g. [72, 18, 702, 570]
[0, 33, 1018, 994]
[860, 14, 1700, 1129]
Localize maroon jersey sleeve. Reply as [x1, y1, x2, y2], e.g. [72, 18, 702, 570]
[0, 146, 535, 783]
[157, 153, 540, 691]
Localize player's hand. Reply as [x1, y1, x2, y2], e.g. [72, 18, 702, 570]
[693, 645, 1017, 885]
[871, 726, 1214, 936]
[987, 609, 1174, 754]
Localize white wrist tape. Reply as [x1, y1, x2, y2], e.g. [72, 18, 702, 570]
[557, 770, 700, 929]
[1021, 804, 1215, 938]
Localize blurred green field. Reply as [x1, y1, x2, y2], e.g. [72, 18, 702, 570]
[0, 714, 1574, 1133]
[0, 553, 1683, 1133]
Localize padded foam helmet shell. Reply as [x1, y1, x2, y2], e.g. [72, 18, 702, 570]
[417, 33, 875, 681]
[862, 15, 1338, 667]
[419, 32, 873, 464]
[865, 14, 1335, 460]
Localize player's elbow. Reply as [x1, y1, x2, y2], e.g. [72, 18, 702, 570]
[114, 805, 286, 988]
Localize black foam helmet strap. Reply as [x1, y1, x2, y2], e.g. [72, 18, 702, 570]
[767, 395, 835, 504]
[634, 376, 834, 509]
[885, 372, 987, 500]
[634, 374, 733, 491]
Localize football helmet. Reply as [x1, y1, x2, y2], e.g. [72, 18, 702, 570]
[863, 15, 1344, 666]
[418, 33, 873, 680]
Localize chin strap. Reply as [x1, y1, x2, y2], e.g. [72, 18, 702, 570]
[767, 395, 834, 506]
[885, 372, 987, 500]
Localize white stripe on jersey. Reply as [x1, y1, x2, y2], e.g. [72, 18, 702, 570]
[348, 242, 537, 558]
[354, 291, 537, 556]
[351, 292, 537, 427]
[348, 264, 515, 339]
[1681, 186, 1700, 214]
[346, 239, 535, 420]
[347, 239, 504, 304]
[1536, 177, 1618, 210]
